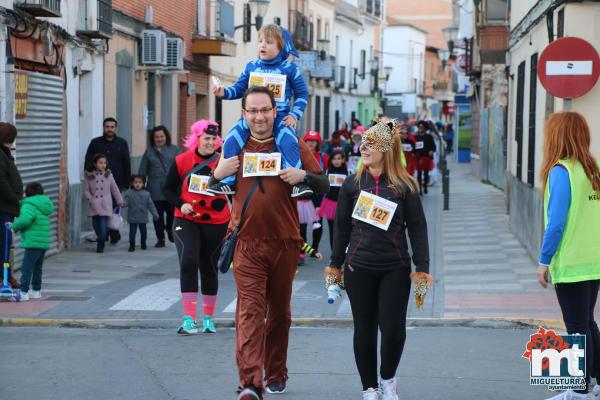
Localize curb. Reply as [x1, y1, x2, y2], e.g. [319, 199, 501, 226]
[0, 316, 566, 330]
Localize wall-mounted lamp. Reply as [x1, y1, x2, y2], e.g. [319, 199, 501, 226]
[235, 0, 271, 42]
[442, 25, 459, 54]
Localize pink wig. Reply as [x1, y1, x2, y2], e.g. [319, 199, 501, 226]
[184, 120, 222, 151]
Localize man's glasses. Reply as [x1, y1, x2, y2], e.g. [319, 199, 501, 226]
[243, 107, 274, 116]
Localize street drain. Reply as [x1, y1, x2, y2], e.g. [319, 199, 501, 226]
[45, 296, 92, 301]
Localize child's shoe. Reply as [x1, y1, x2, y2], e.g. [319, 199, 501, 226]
[298, 253, 305, 266]
[19, 291, 29, 301]
[128, 244, 135, 252]
[141, 242, 147, 250]
[207, 181, 236, 195]
[291, 183, 313, 198]
[177, 316, 198, 335]
[202, 315, 216, 333]
[96, 242, 105, 253]
[29, 290, 41, 299]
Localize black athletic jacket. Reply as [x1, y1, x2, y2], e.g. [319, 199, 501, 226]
[329, 172, 429, 272]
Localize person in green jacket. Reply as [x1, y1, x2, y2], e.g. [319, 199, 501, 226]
[10, 182, 54, 301]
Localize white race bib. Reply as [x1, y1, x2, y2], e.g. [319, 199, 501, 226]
[415, 141, 424, 150]
[249, 72, 287, 102]
[328, 174, 347, 187]
[351, 191, 398, 231]
[188, 174, 214, 196]
[402, 143, 413, 152]
[243, 152, 282, 177]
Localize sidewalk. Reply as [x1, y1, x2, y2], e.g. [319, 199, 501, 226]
[441, 159, 581, 323]
[0, 160, 583, 327]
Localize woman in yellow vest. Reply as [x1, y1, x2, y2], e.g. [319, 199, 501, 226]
[538, 112, 600, 400]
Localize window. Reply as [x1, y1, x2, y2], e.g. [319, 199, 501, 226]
[527, 54, 538, 187]
[515, 61, 525, 180]
[315, 96, 321, 133]
[360, 50, 366, 78]
[485, 0, 508, 23]
[324, 96, 331, 139]
[557, 9, 564, 38]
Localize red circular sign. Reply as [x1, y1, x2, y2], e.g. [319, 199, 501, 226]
[538, 37, 600, 99]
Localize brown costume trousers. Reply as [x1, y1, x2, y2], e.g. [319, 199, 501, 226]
[233, 238, 299, 390]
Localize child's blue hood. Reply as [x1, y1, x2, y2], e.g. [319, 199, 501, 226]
[260, 27, 300, 66]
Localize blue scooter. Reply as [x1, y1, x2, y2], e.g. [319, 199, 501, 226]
[1, 223, 21, 301]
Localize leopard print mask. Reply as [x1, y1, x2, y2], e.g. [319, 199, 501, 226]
[361, 122, 393, 153]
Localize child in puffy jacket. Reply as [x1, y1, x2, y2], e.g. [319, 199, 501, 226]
[10, 182, 54, 301]
[83, 153, 125, 253]
[124, 175, 159, 252]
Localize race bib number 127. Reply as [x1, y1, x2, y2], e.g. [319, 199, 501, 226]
[351, 191, 398, 231]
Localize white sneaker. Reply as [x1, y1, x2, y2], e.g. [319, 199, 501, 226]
[544, 389, 588, 400]
[380, 377, 399, 400]
[29, 290, 41, 299]
[591, 385, 600, 400]
[19, 291, 29, 301]
[362, 387, 380, 400]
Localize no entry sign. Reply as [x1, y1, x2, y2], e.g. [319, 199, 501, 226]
[538, 37, 600, 99]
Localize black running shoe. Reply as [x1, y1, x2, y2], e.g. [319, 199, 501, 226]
[265, 380, 286, 394]
[237, 385, 262, 400]
[207, 181, 236, 195]
[291, 183, 313, 198]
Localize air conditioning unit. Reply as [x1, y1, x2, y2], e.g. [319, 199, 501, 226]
[77, 0, 113, 39]
[142, 30, 167, 66]
[14, 0, 61, 17]
[166, 38, 184, 70]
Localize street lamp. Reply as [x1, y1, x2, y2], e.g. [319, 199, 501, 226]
[442, 25, 459, 54]
[235, 0, 271, 41]
[251, 0, 270, 30]
[438, 49, 450, 70]
[317, 38, 330, 60]
[383, 66, 393, 81]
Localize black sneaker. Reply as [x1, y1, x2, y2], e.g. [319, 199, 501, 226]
[167, 231, 174, 243]
[265, 380, 286, 394]
[207, 181, 236, 195]
[128, 245, 135, 252]
[141, 243, 147, 250]
[96, 242, 104, 253]
[237, 385, 262, 400]
[291, 183, 313, 198]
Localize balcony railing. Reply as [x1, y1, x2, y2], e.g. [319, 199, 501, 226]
[15, 0, 61, 17]
[289, 10, 313, 50]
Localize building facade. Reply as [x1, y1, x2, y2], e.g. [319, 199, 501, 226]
[507, 0, 600, 259]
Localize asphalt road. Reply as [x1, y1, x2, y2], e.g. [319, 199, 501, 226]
[2, 325, 555, 400]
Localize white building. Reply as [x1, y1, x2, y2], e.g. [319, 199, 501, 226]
[381, 24, 426, 118]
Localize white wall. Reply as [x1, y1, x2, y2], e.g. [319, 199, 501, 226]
[508, 3, 600, 188]
[510, 0, 538, 30]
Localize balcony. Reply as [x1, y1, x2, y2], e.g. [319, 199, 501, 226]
[335, 0, 361, 26]
[364, 0, 381, 21]
[14, 0, 61, 17]
[478, 25, 509, 64]
[289, 11, 313, 50]
[192, 37, 236, 57]
[77, 0, 113, 39]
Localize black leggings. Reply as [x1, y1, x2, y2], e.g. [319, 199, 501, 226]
[555, 280, 600, 391]
[345, 265, 411, 390]
[299, 219, 323, 252]
[417, 170, 430, 189]
[172, 217, 228, 294]
[153, 200, 175, 240]
[327, 219, 334, 250]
